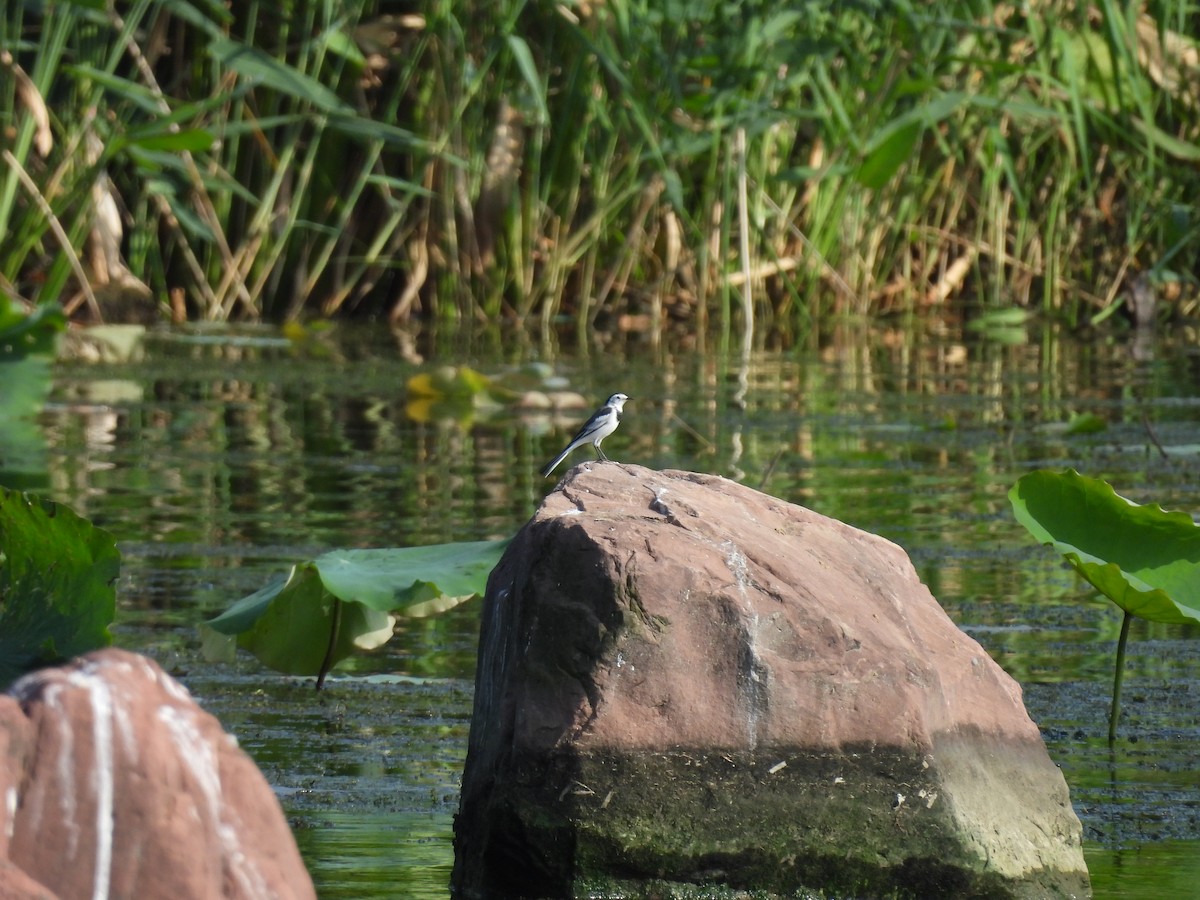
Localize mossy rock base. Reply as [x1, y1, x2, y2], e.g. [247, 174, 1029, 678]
[457, 745, 1089, 899]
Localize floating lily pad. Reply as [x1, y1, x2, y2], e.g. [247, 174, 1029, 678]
[1064, 412, 1107, 435]
[966, 307, 1031, 344]
[205, 538, 511, 686]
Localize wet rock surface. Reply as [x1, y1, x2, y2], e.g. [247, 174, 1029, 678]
[453, 464, 1091, 898]
[0, 648, 315, 900]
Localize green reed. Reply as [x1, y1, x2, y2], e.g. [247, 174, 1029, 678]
[0, 0, 1196, 329]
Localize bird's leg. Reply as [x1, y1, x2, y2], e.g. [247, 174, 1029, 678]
[596, 446, 609, 461]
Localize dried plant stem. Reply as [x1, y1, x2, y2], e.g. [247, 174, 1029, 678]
[2, 149, 100, 320]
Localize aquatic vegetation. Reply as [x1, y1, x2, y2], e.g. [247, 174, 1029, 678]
[1010, 469, 1200, 741]
[0, 306, 113, 687]
[0, 488, 119, 689]
[0, 299, 65, 358]
[204, 538, 510, 688]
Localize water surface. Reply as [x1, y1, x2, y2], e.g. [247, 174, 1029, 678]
[27, 322, 1200, 897]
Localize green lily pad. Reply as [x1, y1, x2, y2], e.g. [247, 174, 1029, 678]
[205, 538, 511, 684]
[1009, 469, 1200, 625]
[207, 564, 397, 676]
[0, 488, 119, 688]
[966, 307, 1031, 345]
[1064, 412, 1107, 435]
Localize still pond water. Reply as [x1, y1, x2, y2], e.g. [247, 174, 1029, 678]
[17, 321, 1200, 897]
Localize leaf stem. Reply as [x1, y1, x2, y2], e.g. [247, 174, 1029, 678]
[1108, 610, 1132, 743]
[316, 596, 342, 692]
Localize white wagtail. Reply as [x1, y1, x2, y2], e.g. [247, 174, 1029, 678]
[539, 392, 629, 477]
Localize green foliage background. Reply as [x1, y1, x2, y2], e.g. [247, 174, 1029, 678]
[1, 0, 1197, 326]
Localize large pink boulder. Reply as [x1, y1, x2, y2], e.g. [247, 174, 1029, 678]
[0, 649, 315, 900]
[453, 465, 1090, 898]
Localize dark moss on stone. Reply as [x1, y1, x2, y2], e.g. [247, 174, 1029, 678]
[459, 743, 1085, 898]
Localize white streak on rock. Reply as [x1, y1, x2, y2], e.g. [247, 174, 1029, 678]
[722, 540, 750, 599]
[67, 668, 114, 900]
[147, 658, 193, 705]
[5, 785, 15, 839]
[158, 705, 269, 899]
[45, 683, 79, 858]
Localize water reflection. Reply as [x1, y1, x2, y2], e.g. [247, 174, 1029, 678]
[1085, 839, 1200, 898]
[26, 322, 1200, 897]
[292, 811, 454, 900]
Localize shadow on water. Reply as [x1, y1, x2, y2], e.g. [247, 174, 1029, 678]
[21, 320, 1200, 897]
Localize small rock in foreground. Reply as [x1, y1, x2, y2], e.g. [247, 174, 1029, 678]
[0, 649, 315, 900]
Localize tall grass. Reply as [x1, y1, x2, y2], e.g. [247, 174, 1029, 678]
[0, 0, 1197, 328]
